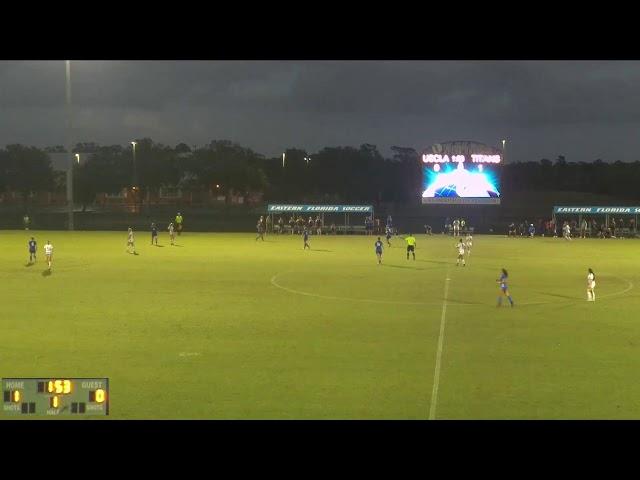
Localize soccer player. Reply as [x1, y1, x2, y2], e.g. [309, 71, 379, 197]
[375, 236, 384, 265]
[151, 223, 159, 245]
[563, 222, 572, 241]
[497, 268, 514, 307]
[453, 218, 460, 237]
[465, 233, 473, 257]
[44, 240, 53, 271]
[23, 214, 31, 231]
[528, 223, 535, 237]
[587, 268, 596, 302]
[28, 237, 37, 263]
[303, 228, 310, 249]
[256, 217, 265, 241]
[456, 239, 466, 266]
[175, 213, 183, 236]
[405, 233, 416, 260]
[127, 228, 136, 254]
[168, 223, 176, 246]
[385, 225, 392, 246]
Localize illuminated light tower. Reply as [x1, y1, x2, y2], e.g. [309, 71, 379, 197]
[282, 152, 286, 168]
[131, 141, 138, 188]
[501, 139, 507, 163]
[131, 141, 138, 212]
[75, 153, 80, 164]
[65, 60, 74, 231]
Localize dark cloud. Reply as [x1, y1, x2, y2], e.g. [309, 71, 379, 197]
[1, 60, 640, 162]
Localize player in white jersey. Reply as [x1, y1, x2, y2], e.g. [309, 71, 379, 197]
[44, 241, 53, 270]
[456, 239, 466, 266]
[168, 222, 176, 246]
[127, 227, 136, 254]
[587, 268, 596, 301]
[563, 223, 572, 241]
[465, 234, 473, 257]
[452, 218, 460, 237]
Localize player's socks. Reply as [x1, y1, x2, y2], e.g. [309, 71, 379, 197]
[508, 296, 514, 306]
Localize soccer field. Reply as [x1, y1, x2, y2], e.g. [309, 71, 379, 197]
[2, 230, 640, 419]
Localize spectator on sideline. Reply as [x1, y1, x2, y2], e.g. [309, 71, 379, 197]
[580, 218, 588, 238]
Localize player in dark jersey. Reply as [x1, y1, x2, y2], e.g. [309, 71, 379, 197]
[497, 268, 514, 307]
[374, 237, 384, 265]
[151, 223, 159, 245]
[385, 226, 392, 247]
[28, 237, 37, 263]
[303, 228, 310, 249]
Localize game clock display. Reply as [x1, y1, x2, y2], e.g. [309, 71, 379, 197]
[2, 378, 109, 416]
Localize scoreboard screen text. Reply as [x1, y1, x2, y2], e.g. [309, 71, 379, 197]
[2, 378, 109, 416]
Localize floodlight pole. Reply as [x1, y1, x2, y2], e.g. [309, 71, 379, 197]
[501, 139, 506, 163]
[65, 60, 74, 231]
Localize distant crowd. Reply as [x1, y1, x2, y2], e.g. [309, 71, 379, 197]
[507, 217, 637, 238]
[256, 214, 399, 237]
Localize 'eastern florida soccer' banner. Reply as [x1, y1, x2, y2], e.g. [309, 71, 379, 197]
[267, 205, 373, 213]
[554, 206, 640, 214]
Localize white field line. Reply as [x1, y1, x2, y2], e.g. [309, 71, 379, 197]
[429, 268, 451, 420]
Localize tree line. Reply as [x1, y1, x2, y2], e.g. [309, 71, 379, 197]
[2, 141, 640, 207]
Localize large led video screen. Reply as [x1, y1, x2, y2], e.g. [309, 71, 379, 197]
[421, 153, 501, 205]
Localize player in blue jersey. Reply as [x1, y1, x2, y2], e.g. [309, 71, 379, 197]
[497, 268, 514, 307]
[28, 237, 37, 264]
[303, 228, 310, 250]
[375, 236, 384, 264]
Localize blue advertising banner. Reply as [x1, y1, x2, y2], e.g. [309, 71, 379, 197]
[554, 206, 640, 214]
[267, 205, 373, 213]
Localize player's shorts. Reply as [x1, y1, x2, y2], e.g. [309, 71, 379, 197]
[376, 249, 383, 255]
[29, 248, 36, 253]
[407, 245, 415, 252]
[501, 286, 508, 293]
[127, 240, 134, 246]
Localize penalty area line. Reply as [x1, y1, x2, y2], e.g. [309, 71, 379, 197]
[429, 267, 450, 420]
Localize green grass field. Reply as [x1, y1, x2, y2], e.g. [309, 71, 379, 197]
[2, 230, 640, 419]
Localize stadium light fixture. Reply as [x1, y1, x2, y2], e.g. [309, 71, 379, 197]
[75, 153, 80, 164]
[282, 152, 286, 168]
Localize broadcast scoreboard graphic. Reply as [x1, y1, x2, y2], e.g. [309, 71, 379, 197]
[2, 378, 109, 416]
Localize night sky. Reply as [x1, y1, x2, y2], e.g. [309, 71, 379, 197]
[2, 60, 640, 162]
